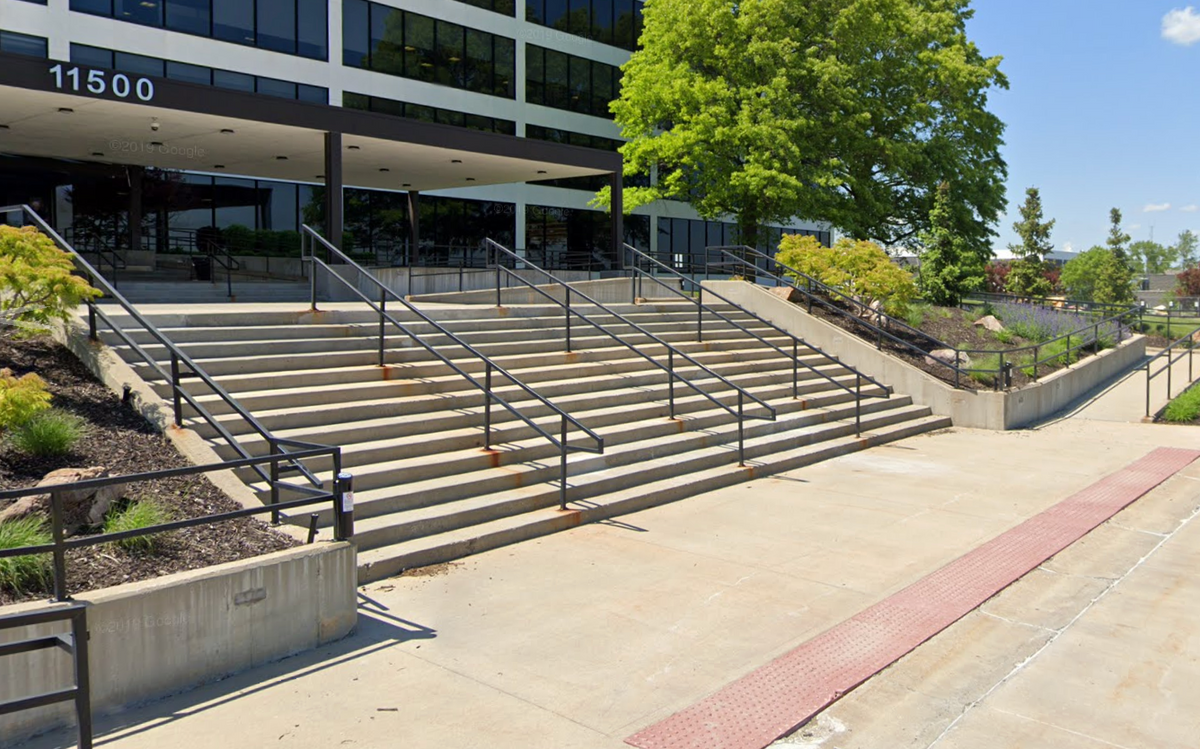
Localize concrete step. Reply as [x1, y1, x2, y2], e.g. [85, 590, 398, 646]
[355, 413, 951, 582]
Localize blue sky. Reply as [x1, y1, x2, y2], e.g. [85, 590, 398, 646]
[966, 2, 1200, 256]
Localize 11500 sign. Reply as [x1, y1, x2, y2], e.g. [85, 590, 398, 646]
[49, 64, 155, 102]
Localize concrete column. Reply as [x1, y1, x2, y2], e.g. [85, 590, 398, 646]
[610, 171, 624, 270]
[128, 166, 143, 255]
[324, 132, 343, 249]
[406, 190, 420, 266]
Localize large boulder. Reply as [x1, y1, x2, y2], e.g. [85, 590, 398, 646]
[925, 348, 972, 370]
[974, 315, 1005, 333]
[0, 467, 127, 534]
[769, 285, 803, 304]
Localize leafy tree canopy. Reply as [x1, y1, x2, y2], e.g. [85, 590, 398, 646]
[777, 234, 918, 316]
[0, 226, 100, 332]
[1128, 240, 1177, 276]
[1172, 230, 1198, 269]
[604, 0, 1008, 253]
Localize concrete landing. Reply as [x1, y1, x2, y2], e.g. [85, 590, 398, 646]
[15, 414, 1200, 749]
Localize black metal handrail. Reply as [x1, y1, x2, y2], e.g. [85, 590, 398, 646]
[301, 226, 602, 510]
[966, 290, 1134, 316]
[1, 205, 328, 495]
[0, 447, 352, 603]
[0, 604, 92, 748]
[1145, 325, 1200, 417]
[623, 243, 888, 414]
[485, 239, 778, 466]
[721, 245, 1139, 389]
[198, 235, 242, 298]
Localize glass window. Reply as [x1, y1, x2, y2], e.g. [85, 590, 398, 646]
[256, 0, 297, 54]
[256, 77, 297, 99]
[297, 0, 328, 60]
[404, 12, 436, 83]
[526, 1, 542, 23]
[70, 44, 114, 69]
[213, 69, 255, 92]
[494, 36, 515, 98]
[260, 181, 298, 231]
[465, 28, 492, 95]
[435, 20, 465, 88]
[114, 0, 162, 25]
[544, 49, 569, 109]
[343, 92, 370, 110]
[166, 0, 210, 35]
[114, 52, 165, 77]
[372, 96, 405, 118]
[568, 54, 590, 113]
[215, 177, 257, 230]
[70, 0, 113, 15]
[526, 46, 544, 105]
[407, 103, 436, 123]
[370, 3, 403, 76]
[166, 61, 212, 85]
[544, 0, 567, 28]
[567, 0, 589, 36]
[592, 63, 613, 117]
[297, 84, 328, 103]
[592, 0, 613, 45]
[212, 0, 255, 45]
[343, 0, 369, 68]
[0, 31, 48, 59]
[614, 0, 635, 49]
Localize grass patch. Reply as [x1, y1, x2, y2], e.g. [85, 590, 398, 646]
[967, 352, 1002, 387]
[994, 328, 1017, 345]
[1163, 384, 1200, 423]
[1020, 338, 1078, 377]
[8, 409, 88, 457]
[104, 499, 170, 553]
[902, 303, 930, 329]
[0, 516, 52, 595]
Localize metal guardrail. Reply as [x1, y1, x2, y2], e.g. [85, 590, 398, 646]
[197, 236, 241, 299]
[301, 226, 603, 510]
[0, 604, 91, 748]
[0, 448, 352, 602]
[485, 239, 778, 465]
[1, 204, 330, 499]
[622, 243, 889, 421]
[717, 245, 1139, 390]
[1145, 326, 1200, 418]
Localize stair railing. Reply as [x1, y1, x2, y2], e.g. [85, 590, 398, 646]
[623, 243, 888, 423]
[485, 239, 778, 466]
[198, 234, 241, 299]
[1, 205, 330, 510]
[301, 225, 603, 510]
[1145, 325, 1200, 417]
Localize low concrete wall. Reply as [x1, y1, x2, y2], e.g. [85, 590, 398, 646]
[0, 543, 356, 744]
[707, 281, 1147, 430]
[410, 276, 682, 305]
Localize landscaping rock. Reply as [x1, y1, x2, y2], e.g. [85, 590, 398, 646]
[974, 315, 1005, 333]
[770, 285, 803, 304]
[925, 348, 972, 370]
[0, 467, 127, 534]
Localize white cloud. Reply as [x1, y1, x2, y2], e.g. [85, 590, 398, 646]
[1163, 7, 1200, 45]
[1183, 205, 1200, 212]
[1062, 241, 1076, 254]
[1144, 203, 1172, 213]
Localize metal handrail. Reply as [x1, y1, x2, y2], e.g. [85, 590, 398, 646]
[301, 226, 602, 510]
[1145, 325, 1200, 417]
[623, 243, 888, 409]
[1, 204, 327, 494]
[722, 245, 1139, 389]
[485, 239, 778, 466]
[0, 604, 91, 749]
[198, 236, 241, 298]
[0, 446, 352, 603]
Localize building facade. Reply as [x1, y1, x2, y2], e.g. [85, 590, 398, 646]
[0, 0, 831, 271]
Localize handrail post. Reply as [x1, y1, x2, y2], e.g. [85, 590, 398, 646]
[87, 297, 98, 341]
[483, 363, 493, 450]
[559, 416, 568, 511]
[50, 491, 69, 602]
[997, 351, 1005, 391]
[495, 263, 502, 308]
[307, 238, 318, 311]
[668, 349, 676, 419]
[170, 353, 183, 427]
[856, 374, 862, 437]
[792, 338, 799, 398]
[1168, 351, 1173, 399]
[226, 257, 233, 299]
[71, 607, 94, 749]
[565, 287, 572, 353]
[334, 471, 354, 542]
[378, 287, 387, 367]
[1032, 346, 1039, 381]
[697, 290, 703, 342]
[269, 438, 281, 525]
[954, 351, 960, 389]
[1146, 362, 1152, 418]
[737, 391, 745, 467]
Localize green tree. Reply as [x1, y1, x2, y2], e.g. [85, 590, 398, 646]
[603, 0, 1008, 256]
[1006, 187, 1055, 297]
[1092, 250, 1135, 305]
[917, 182, 984, 306]
[777, 235, 918, 317]
[1171, 230, 1198, 268]
[1106, 208, 1131, 263]
[1129, 240, 1177, 276]
[0, 226, 99, 332]
[1061, 246, 1132, 302]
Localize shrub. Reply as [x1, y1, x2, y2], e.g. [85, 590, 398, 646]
[0, 368, 52, 431]
[1176, 266, 1200, 298]
[8, 409, 87, 457]
[903, 303, 929, 329]
[985, 261, 1011, 293]
[777, 235, 918, 317]
[104, 500, 170, 553]
[0, 516, 52, 594]
[1162, 384, 1200, 423]
[0, 225, 100, 332]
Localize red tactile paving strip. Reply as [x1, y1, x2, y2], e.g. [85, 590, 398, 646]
[626, 447, 1200, 749]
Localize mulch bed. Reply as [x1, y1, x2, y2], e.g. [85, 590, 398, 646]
[799, 299, 1048, 390]
[0, 329, 297, 606]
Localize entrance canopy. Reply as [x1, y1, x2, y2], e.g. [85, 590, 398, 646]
[0, 52, 624, 251]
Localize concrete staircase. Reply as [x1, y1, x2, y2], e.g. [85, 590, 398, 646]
[96, 301, 950, 582]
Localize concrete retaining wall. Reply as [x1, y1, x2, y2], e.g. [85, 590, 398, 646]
[707, 281, 1147, 430]
[0, 543, 356, 744]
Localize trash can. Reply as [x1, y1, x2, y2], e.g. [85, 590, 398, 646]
[192, 256, 212, 281]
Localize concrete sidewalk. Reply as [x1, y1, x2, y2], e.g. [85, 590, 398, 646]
[13, 353, 1200, 749]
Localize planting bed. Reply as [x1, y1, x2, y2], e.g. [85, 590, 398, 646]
[0, 329, 296, 605]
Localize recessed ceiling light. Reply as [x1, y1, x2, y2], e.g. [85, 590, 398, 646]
[379, 168, 390, 172]
[402, 183, 411, 187]
[315, 174, 324, 179]
[150, 141, 164, 146]
[91, 151, 104, 156]
[451, 159, 463, 164]
[466, 177, 476, 182]
[275, 155, 288, 160]
[213, 164, 226, 169]
[0, 124, 9, 130]
[537, 170, 548, 174]
[220, 128, 235, 134]
[348, 145, 361, 150]
[58, 108, 74, 114]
